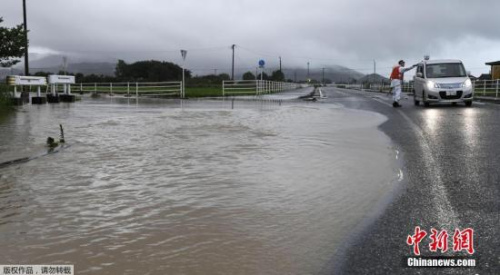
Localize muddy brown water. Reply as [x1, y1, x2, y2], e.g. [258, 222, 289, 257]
[0, 98, 399, 274]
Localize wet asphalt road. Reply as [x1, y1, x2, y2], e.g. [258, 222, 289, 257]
[320, 87, 499, 275]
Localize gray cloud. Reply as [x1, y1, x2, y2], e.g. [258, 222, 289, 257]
[2, 0, 500, 76]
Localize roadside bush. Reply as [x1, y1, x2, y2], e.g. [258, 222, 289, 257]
[0, 84, 12, 109]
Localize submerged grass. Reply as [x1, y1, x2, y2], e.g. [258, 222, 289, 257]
[74, 85, 259, 98]
[185, 86, 223, 97]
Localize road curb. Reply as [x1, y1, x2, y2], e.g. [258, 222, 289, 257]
[474, 96, 500, 104]
[347, 88, 500, 104]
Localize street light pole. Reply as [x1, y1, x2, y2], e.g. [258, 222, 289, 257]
[22, 0, 29, 76]
[180, 50, 187, 98]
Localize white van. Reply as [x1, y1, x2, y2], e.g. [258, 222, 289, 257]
[413, 59, 474, 107]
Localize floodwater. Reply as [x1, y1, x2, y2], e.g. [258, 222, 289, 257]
[0, 97, 399, 275]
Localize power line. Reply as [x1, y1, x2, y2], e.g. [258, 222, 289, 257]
[49, 46, 229, 54]
[237, 45, 376, 63]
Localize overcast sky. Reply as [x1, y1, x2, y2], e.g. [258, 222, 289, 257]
[2, 0, 500, 77]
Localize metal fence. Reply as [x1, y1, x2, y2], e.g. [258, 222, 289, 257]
[337, 80, 500, 97]
[222, 80, 301, 96]
[473, 80, 500, 98]
[71, 82, 182, 97]
[68, 79, 500, 99]
[337, 83, 413, 93]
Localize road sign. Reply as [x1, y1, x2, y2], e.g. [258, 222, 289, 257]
[6, 75, 47, 86]
[259, 59, 265, 68]
[48, 75, 75, 84]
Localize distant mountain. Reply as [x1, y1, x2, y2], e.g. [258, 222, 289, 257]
[30, 61, 117, 76]
[3, 53, 367, 82]
[13, 54, 118, 76]
[358, 73, 390, 84]
[68, 62, 116, 76]
[30, 62, 117, 76]
[249, 65, 364, 83]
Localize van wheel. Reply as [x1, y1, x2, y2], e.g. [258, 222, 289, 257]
[452, 102, 457, 106]
[465, 101, 473, 107]
[414, 99, 420, 106]
[424, 102, 430, 107]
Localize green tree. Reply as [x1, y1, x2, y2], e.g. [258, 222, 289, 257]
[257, 72, 269, 80]
[0, 17, 28, 67]
[242, 71, 255, 80]
[271, 70, 285, 81]
[33, 71, 51, 77]
[218, 73, 230, 81]
[115, 59, 129, 79]
[75, 73, 84, 83]
[114, 60, 191, 82]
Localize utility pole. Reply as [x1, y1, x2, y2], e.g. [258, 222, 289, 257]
[63, 56, 68, 75]
[214, 69, 217, 76]
[181, 50, 187, 98]
[231, 44, 236, 80]
[307, 62, 310, 80]
[294, 70, 297, 83]
[22, 0, 29, 75]
[322, 68, 325, 84]
[279, 56, 282, 72]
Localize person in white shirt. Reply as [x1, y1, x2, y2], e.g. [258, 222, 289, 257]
[390, 60, 417, 107]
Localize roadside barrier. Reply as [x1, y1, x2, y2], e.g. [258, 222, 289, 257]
[336, 80, 500, 98]
[222, 80, 302, 96]
[72, 81, 182, 97]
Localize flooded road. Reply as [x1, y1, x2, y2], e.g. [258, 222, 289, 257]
[0, 97, 399, 274]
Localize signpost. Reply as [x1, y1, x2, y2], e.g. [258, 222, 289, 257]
[258, 60, 265, 94]
[7, 76, 47, 104]
[48, 75, 76, 103]
[7, 75, 47, 86]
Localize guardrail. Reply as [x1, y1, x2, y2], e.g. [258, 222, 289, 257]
[222, 80, 301, 96]
[71, 82, 182, 97]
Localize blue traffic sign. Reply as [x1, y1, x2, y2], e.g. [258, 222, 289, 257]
[258, 59, 265, 68]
